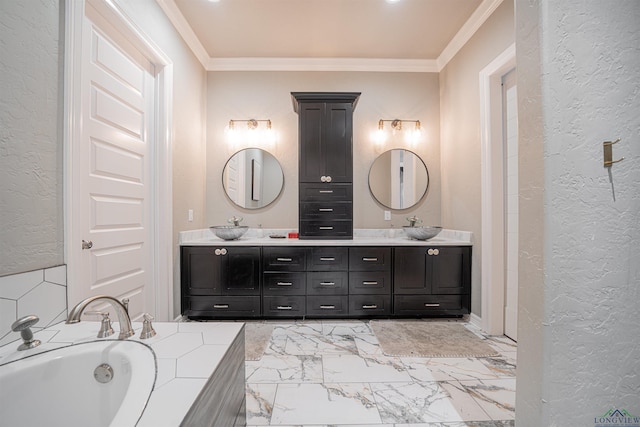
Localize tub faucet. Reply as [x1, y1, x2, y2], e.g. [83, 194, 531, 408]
[66, 295, 135, 340]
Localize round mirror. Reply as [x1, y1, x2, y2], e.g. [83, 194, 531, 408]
[368, 149, 429, 210]
[222, 148, 284, 209]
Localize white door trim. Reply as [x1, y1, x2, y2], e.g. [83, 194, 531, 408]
[479, 43, 516, 335]
[64, 0, 174, 320]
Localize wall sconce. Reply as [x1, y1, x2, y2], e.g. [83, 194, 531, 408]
[374, 119, 422, 146]
[226, 119, 276, 148]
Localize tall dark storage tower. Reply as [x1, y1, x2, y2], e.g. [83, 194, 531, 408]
[292, 92, 360, 240]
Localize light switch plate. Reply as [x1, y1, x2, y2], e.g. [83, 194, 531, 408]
[384, 210, 391, 221]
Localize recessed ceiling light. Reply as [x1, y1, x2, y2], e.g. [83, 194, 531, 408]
[386, 0, 401, 3]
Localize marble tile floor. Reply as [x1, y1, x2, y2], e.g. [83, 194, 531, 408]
[245, 319, 516, 427]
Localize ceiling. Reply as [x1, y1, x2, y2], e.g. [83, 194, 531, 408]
[162, 0, 498, 71]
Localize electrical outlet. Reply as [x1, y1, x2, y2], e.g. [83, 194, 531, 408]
[188, 209, 194, 222]
[384, 210, 391, 221]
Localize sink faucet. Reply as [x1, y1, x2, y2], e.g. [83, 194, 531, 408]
[406, 216, 422, 227]
[66, 295, 135, 340]
[228, 216, 243, 226]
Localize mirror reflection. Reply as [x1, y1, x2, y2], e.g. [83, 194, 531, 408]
[222, 148, 284, 209]
[368, 149, 429, 210]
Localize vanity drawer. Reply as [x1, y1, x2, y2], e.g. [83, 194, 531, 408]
[307, 272, 348, 295]
[308, 247, 348, 270]
[349, 295, 392, 316]
[186, 296, 261, 318]
[263, 296, 306, 317]
[349, 247, 392, 271]
[300, 202, 352, 219]
[300, 183, 352, 201]
[348, 271, 391, 294]
[306, 296, 349, 317]
[393, 294, 464, 316]
[299, 220, 353, 239]
[263, 272, 306, 295]
[263, 247, 307, 271]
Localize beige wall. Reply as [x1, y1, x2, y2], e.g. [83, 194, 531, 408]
[206, 71, 441, 232]
[439, 0, 515, 315]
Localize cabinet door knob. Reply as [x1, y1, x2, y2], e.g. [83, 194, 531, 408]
[320, 175, 327, 182]
[325, 175, 332, 182]
[427, 249, 434, 255]
[220, 248, 227, 255]
[82, 240, 93, 250]
[215, 249, 221, 255]
[433, 248, 439, 255]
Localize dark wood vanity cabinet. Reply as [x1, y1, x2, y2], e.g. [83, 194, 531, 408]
[393, 246, 471, 316]
[181, 244, 471, 320]
[292, 92, 360, 240]
[181, 246, 261, 319]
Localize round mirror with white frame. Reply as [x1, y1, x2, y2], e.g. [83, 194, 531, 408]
[368, 149, 429, 210]
[222, 148, 284, 209]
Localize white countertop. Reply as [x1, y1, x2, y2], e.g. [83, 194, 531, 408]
[180, 228, 473, 247]
[0, 320, 244, 426]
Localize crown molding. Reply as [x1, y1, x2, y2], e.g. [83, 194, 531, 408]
[159, 0, 504, 73]
[436, 0, 505, 71]
[206, 57, 438, 73]
[155, 0, 209, 66]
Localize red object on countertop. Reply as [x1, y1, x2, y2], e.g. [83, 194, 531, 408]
[288, 232, 299, 239]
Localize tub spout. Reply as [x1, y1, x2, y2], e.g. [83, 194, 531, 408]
[66, 295, 135, 340]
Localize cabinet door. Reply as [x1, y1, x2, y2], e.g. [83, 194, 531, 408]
[428, 246, 471, 295]
[298, 102, 325, 182]
[393, 247, 429, 294]
[221, 247, 261, 295]
[323, 103, 353, 183]
[181, 246, 223, 296]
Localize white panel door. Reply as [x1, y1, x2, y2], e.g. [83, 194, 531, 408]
[76, 10, 155, 321]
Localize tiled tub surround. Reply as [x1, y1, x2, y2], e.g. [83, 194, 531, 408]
[0, 320, 246, 426]
[245, 320, 516, 426]
[0, 265, 67, 347]
[180, 228, 472, 246]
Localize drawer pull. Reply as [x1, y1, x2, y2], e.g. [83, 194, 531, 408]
[277, 257, 293, 262]
[320, 282, 336, 286]
[319, 226, 334, 230]
[362, 304, 378, 309]
[320, 257, 336, 261]
[362, 257, 378, 262]
[319, 190, 334, 193]
[424, 303, 441, 307]
[276, 306, 293, 310]
[213, 304, 229, 309]
[318, 208, 333, 212]
[277, 282, 293, 286]
[320, 305, 336, 309]
[362, 281, 379, 285]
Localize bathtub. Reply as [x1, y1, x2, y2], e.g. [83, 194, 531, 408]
[0, 339, 156, 427]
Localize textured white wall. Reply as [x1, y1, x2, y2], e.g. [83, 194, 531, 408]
[439, 0, 515, 315]
[516, 1, 640, 424]
[0, 0, 63, 276]
[206, 71, 442, 231]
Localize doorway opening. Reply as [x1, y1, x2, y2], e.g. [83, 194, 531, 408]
[479, 43, 517, 337]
